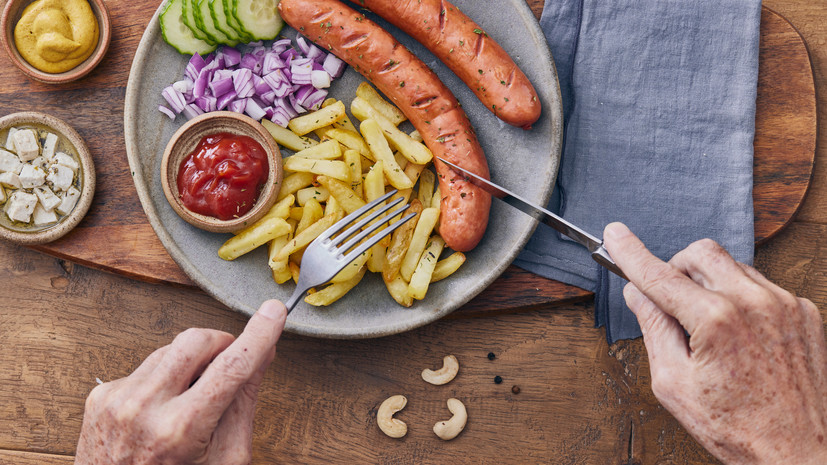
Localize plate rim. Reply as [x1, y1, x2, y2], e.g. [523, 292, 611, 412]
[124, 0, 562, 339]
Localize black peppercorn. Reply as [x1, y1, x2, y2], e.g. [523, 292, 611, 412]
[487, 352, 495, 360]
[511, 385, 520, 394]
[494, 375, 503, 384]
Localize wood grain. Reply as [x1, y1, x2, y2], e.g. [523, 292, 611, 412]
[0, 2, 815, 318]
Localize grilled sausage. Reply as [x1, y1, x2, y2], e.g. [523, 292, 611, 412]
[279, 0, 491, 251]
[357, 0, 541, 130]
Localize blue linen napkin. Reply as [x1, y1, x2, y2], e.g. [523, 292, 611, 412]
[515, 0, 761, 343]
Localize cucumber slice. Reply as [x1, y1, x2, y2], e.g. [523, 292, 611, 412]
[196, 0, 238, 45]
[160, 0, 217, 55]
[232, 0, 283, 41]
[209, 0, 250, 43]
[181, 0, 214, 44]
[222, 0, 252, 43]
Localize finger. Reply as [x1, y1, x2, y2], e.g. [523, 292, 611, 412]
[143, 328, 235, 397]
[207, 348, 275, 465]
[670, 240, 777, 315]
[127, 346, 170, 381]
[624, 282, 691, 362]
[603, 222, 729, 335]
[184, 300, 287, 425]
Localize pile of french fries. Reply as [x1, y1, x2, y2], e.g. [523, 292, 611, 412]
[216, 83, 466, 307]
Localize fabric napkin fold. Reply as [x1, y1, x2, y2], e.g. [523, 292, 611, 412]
[515, 0, 761, 343]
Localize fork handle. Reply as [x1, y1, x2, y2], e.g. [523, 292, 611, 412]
[284, 286, 307, 314]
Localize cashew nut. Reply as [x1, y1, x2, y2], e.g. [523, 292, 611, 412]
[377, 395, 408, 438]
[433, 398, 467, 440]
[421, 355, 459, 385]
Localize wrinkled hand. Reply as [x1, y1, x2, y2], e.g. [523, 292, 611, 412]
[604, 223, 827, 465]
[75, 300, 287, 465]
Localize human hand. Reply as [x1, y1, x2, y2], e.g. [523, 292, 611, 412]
[75, 300, 287, 465]
[603, 223, 827, 465]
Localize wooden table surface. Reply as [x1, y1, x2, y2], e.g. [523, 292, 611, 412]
[1, 0, 825, 464]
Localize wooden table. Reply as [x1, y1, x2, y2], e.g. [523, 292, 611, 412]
[0, 0, 824, 463]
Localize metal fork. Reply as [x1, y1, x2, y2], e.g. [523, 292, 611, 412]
[284, 189, 416, 313]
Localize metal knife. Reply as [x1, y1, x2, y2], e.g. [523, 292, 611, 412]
[436, 157, 627, 280]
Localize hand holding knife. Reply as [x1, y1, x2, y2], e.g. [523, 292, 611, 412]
[436, 156, 627, 280]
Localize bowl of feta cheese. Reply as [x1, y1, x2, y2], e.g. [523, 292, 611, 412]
[0, 111, 94, 244]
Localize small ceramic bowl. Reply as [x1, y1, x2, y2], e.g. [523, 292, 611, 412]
[1, 0, 112, 84]
[0, 111, 96, 245]
[161, 112, 282, 233]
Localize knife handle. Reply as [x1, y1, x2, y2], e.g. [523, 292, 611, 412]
[591, 246, 628, 281]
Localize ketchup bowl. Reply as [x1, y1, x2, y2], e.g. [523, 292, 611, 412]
[161, 112, 282, 233]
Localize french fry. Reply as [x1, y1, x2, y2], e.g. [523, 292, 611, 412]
[356, 82, 407, 126]
[292, 140, 342, 160]
[296, 198, 324, 235]
[403, 162, 427, 185]
[289, 262, 301, 284]
[409, 130, 423, 142]
[399, 207, 439, 281]
[408, 235, 445, 300]
[296, 186, 329, 206]
[283, 157, 350, 181]
[325, 195, 343, 217]
[384, 274, 413, 307]
[383, 199, 423, 281]
[316, 175, 366, 214]
[323, 98, 359, 132]
[351, 98, 432, 164]
[219, 217, 291, 260]
[313, 125, 335, 141]
[261, 119, 318, 151]
[393, 151, 408, 171]
[344, 149, 363, 198]
[275, 212, 340, 262]
[325, 128, 371, 159]
[305, 265, 367, 306]
[288, 101, 346, 135]
[269, 232, 293, 284]
[367, 241, 386, 273]
[289, 206, 304, 221]
[258, 194, 294, 223]
[431, 185, 441, 210]
[363, 160, 385, 202]
[417, 169, 435, 207]
[332, 249, 370, 283]
[431, 251, 465, 282]
[360, 119, 413, 190]
[277, 172, 314, 201]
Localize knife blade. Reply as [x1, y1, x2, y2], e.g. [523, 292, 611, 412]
[436, 156, 627, 280]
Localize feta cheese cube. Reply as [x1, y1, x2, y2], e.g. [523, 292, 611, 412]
[32, 203, 58, 226]
[47, 164, 74, 191]
[5, 191, 37, 223]
[53, 152, 79, 172]
[0, 171, 21, 189]
[0, 149, 22, 174]
[12, 129, 39, 162]
[42, 133, 58, 160]
[5, 127, 17, 152]
[56, 186, 80, 215]
[19, 164, 47, 189]
[34, 186, 61, 211]
[30, 156, 48, 170]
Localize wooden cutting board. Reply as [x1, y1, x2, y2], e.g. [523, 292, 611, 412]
[0, 5, 815, 316]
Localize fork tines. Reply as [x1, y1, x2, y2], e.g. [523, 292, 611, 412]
[318, 189, 416, 263]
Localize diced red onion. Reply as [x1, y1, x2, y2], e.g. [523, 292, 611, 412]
[228, 98, 247, 114]
[239, 53, 262, 74]
[252, 74, 270, 94]
[296, 36, 311, 55]
[158, 105, 176, 120]
[162, 85, 186, 113]
[311, 70, 331, 89]
[260, 90, 276, 105]
[290, 61, 313, 85]
[262, 52, 285, 74]
[221, 46, 241, 67]
[288, 93, 306, 114]
[182, 103, 204, 120]
[304, 88, 328, 110]
[209, 76, 234, 97]
[272, 38, 292, 53]
[323, 54, 346, 78]
[186, 53, 207, 81]
[245, 99, 267, 121]
[233, 68, 255, 98]
[216, 90, 238, 110]
[274, 97, 298, 120]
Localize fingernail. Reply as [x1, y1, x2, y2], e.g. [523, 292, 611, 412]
[604, 222, 631, 241]
[257, 300, 287, 321]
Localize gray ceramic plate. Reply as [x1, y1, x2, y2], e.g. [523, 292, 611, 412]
[124, 0, 562, 338]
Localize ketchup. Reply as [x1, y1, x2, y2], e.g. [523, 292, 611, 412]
[177, 132, 269, 221]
